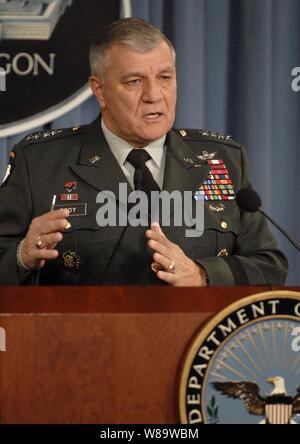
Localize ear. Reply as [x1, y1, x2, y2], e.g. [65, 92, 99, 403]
[89, 75, 106, 108]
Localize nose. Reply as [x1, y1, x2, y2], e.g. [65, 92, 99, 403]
[142, 78, 163, 103]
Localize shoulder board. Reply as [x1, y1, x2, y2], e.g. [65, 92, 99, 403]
[174, 128, 242, 149]
[16, 125, 82, 149]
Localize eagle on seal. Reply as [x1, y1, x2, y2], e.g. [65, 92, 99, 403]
[212, 376, 300, 424]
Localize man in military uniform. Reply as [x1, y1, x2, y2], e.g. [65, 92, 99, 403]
[0, 18, 288, 286]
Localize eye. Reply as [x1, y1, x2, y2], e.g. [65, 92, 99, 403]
[126, 79, 141, 86]
[160, 75, 172, 81]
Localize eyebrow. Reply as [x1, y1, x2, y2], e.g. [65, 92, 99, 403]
[121, 67, 175, 81]
[121, 73, 144, 81]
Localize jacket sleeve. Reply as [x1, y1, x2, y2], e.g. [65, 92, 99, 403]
[0, 145, 38, 285]
[195, 145, 288, 286]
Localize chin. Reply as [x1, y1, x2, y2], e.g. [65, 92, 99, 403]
[139, 124, 171, 142]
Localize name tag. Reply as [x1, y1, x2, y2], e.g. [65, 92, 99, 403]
[53, 203, 87, 217]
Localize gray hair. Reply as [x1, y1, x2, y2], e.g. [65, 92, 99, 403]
[89, 18, 176, 77]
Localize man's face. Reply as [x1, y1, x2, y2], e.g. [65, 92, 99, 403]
[90, 40, 177, 147]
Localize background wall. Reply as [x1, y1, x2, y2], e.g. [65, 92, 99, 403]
[1, 0, 299, 284]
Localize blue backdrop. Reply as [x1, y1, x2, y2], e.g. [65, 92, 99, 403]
[1, 0, 299, 284]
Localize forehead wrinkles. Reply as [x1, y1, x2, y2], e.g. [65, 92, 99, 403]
[105, 42, 175, 75]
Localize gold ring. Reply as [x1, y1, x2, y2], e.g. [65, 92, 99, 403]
[168, 261, 176, 273]
[35, 236, 43, 249]
[151, 262, 162, 273]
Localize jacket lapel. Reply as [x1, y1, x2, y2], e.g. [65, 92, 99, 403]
[70, 118, 130, 281]
[70, 117, 132, 200]
[162, 130, 210, 226]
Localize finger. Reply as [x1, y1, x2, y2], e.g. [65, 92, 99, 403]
[37, 219, 71, 235]
[150, 222, 165, 235]
[153, 252, 173, 271]
[30, 209, 69, 231]
[40, 208, 70, 222]
[145, 229, 164, 241]
[145, 227, 169, 247]
[33, 232, 63, 249]
[156, 270, 176, 284]
[50, 207, 70, 218]
[36, 259, 46, 270]
[35, 249, 59, 261]
[148, 239, 171, 258]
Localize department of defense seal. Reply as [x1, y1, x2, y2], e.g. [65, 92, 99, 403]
[179, 291, 300, 424]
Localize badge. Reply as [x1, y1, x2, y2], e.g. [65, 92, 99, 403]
[209, 203, 225, 212]
[64, 181, 77, 192]
[217, 248, 229, 257]
[89, 154, 101, 164]
[60, 194, 79, 201]
[62, 250, 80, 270]
[183, 157, 194, 165]
[197, 150, 217, 161]
[53, 203, 87, 216]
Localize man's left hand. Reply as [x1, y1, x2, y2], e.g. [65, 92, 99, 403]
[146, 222, 207, 287]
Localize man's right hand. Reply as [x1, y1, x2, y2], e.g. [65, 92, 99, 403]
[20, 208, 70, 270]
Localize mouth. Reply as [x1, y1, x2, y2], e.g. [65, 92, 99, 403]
[143, 112, 165, 121]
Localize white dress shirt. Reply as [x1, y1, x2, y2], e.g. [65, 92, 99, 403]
[101, 119, 166, 190]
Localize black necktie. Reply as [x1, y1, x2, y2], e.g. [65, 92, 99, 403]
[126, 149, 160, 197]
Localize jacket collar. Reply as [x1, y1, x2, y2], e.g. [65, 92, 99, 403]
[71, 116, 209, 198]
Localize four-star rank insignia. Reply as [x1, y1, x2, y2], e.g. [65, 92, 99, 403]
[26, 129, 63, 142]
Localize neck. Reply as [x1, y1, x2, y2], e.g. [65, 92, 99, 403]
[271, 385, 286, 396]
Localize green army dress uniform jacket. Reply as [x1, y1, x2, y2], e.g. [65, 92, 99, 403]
[0, 117, 288, 285]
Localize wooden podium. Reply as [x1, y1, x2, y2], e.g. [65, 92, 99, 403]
[0, 286, 292, 424]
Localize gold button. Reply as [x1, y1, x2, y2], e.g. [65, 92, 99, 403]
[221, 221, 228, 230]
[179, 129, 187, 137]
[217, 248, 229, 257]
